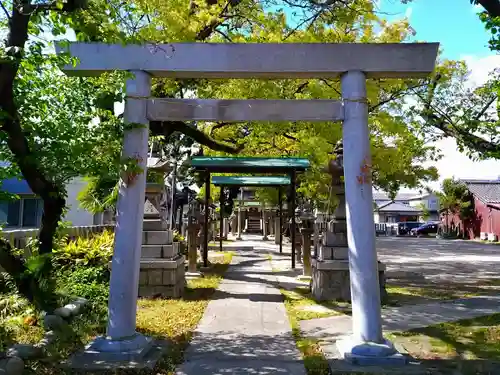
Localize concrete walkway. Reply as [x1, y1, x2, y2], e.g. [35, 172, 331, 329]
[175, 248, 306, 375]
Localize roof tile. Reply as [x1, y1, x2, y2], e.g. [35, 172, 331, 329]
[463, 180, 500, 204]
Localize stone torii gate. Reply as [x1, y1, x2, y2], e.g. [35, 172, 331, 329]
[56, 42, 438, 367]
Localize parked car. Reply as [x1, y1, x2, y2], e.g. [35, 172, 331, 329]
[411, 222, 439, 236]
[397, 221, 422, 235]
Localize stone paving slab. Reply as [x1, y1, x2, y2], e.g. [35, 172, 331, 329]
[175, 248, 306, 375]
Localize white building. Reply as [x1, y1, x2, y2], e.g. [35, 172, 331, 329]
[0, 177, 98, 228]
[372, 191, 440, 224]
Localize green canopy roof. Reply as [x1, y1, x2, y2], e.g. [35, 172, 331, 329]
[212, 176, 291, 187]
[190, 157, 310, 173]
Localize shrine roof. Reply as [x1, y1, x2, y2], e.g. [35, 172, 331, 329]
[190, 157, 309, 173]
[212, 176, 291, 187]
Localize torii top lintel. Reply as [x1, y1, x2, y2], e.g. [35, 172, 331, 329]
[56, 42, 439, 79]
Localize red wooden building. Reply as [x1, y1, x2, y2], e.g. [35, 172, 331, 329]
[441, 180, 500, 240]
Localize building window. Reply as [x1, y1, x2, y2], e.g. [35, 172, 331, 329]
[22, 198, 42, 227]
[385, 216, 397, 223]
[0, 198, 43, 228]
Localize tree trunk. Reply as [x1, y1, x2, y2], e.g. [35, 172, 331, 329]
[0, 3, 65, 311]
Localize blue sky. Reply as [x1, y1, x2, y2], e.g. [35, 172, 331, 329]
[378, 0, 492, 60]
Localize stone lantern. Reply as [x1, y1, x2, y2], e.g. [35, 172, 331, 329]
[145, 158, 171, 225]
[298, 202, 315, 280]
[135, 158, 185, 299]
[311, 142, 386, 302]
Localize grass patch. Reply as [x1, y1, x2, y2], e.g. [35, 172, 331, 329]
[1, 294, 46, 351]
[385, 285, 467, 306]
[387, 313, 500, 373]
[135, 252, 233, 373]
[208, 240, 234, 246]
[2, 252, 233, 375]
[282, 288, 343, 321]
[385, 279, 500, 307]
[280, 288, 331, 375]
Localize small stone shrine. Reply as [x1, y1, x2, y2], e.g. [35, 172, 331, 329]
[311, 143, 386, 302]
[138, 199, 185, 298]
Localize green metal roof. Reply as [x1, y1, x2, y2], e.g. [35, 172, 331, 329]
[212, 176, 291, 187]
[243, 201, 262, 207]
[190, 157, 310, 173]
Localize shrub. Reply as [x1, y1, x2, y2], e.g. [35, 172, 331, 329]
[173, 230, 185, 243]
[51, 231, 114, 306]
[52, 230, 114, 268]
[0, 272, 16, 295]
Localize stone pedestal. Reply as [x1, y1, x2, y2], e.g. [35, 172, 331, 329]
[224, 218, 230, 239]
[274, 219, 281, 245]
[262, 210, 269, 241]
[237, 209, 243, 240]
[295, 224, 302, 264]
[138, 200, 185, 298]
[300, 228, 313, 278]
[231, 214, 238, 236]
[186, 223, 201, 278]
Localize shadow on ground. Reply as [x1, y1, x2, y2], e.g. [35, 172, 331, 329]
[177, 331, 306, 374]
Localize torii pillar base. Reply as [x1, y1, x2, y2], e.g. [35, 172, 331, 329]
[335, 337, 408, 366]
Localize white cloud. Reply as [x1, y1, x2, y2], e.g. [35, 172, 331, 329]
[404, 7, 413, 19]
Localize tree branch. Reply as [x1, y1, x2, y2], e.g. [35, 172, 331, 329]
[150, 120, 244, 154]
[369, 80, 429, 112]
[474, 94, 497, 121]
[417, 78, 500, 157]
[283, 133, 298, 141]
[209, 121, 234, 136]
[195, 0, 243, 41]
[0, 0, 10, 19]
[475, 0, 500, 17]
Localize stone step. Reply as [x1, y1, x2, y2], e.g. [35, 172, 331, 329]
[141, 243, 179, 258]
[142, 230, 172, 245]
[143, 219, 165, 231]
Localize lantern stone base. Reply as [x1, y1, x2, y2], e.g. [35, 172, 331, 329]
[138, 257, 186, 298]
[311, 259, 387, 302]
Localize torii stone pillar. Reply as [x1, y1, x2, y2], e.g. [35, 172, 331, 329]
[88, 71, 153, 359]
[335, 71, 403, 363]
